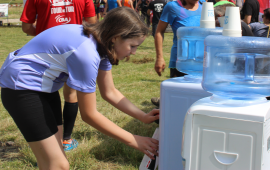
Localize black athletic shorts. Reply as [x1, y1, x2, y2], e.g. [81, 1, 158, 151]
[1, 88, 62, 142]
[95, 7, 100, 14]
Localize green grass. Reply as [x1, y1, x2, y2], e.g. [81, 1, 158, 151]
[0, 0, 23, 4]
[6, 6, 23, 19]
[0, 0, 24, 20]
[0, 27, 173, 169]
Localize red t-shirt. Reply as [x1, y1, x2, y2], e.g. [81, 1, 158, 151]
[21, 0, 95, 35]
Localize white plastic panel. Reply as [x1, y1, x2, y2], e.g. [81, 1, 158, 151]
[198, 129, 226, 170]
[159, 78, 211, 170]
[227, 133, 253, 170]
[190, 114, 263, 170]
[160, 95, 188, 170]
[262, 118, 270, 170]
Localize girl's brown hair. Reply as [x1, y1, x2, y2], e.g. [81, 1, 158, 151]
[83, 7, 149, 65]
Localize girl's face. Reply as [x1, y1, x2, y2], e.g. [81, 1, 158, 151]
[112, 36, 146, 60]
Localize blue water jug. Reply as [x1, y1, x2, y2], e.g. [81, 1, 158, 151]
[202, 35, 270, 100]
[176, 27, 223, 78]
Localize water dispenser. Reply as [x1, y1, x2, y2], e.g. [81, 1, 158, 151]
[182, 7, 270, 170]
[159, 2, 218, 170]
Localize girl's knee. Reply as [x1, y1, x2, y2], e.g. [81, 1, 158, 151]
[58, 160, 70, 170]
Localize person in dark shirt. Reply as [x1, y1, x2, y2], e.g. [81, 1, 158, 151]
[137, 0, 150, 27]
[241, 0, 260, 24]
[207, 0, 216, 4]
[215, 4, 254, 36]
[241, 21, 254, 36]
[248, 8, 270, 37]
[147, 0, 166, 37]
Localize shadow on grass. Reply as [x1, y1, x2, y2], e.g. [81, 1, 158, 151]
[72, 130, 92, 141]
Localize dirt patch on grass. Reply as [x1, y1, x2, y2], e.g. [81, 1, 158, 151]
[0, 142, 20, 161]
[132, 57, 154, 64]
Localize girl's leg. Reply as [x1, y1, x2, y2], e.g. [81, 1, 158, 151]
[100, 12, 104, 19]
[1, 88, 66, 169]
[97, 13, 100, 21]
[29, 127, 69, 170]
[57, 125, 64, 144]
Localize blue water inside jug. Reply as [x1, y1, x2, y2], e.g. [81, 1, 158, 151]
[202, 35, 270, 100]
[176, 27, 223, 78]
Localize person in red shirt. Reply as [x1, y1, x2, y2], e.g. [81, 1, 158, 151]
[122, 0, 135, 10]
[21, 0, 96, 35]
[20, 0, 96, 151]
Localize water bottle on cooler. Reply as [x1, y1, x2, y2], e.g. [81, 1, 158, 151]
[202, 7, 270, 101]
[176, 2, 223, 78]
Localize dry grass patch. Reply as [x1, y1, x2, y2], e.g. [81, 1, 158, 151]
[132, 57, 154, 64]
[0, 145, 20, 162]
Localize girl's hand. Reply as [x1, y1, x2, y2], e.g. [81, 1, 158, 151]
[141, 109, 159, 124]
[131, 135, 159, 160]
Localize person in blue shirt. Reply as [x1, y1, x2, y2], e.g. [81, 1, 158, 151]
[151, 0, 204, 107]
[108, 0, 122, 11]
[0, 7, 159, 170]
[154, 0, 204, 77]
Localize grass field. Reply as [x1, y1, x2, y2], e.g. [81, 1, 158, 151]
[0, 0, 23, 21]
[0, 27, 173, 169]
[0, 0, 23, 4]
[6, 6, 23, 19]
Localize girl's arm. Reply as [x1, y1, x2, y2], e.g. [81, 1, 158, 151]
[136, 0, 142, 11]
[77, 89, 158, 159]
[130, 0, 135, 10]
[117, 0, 122, 7]
[97, 69, 159, 124]
[154, 20, 168, 76]
[22, 22, 36, 36]
[104, 0, 108, 15]
[84, 16, 97, 24]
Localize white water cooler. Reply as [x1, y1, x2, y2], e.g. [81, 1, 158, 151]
[159, 77, 211, 170]
[180, 6, 270, 170]
[182, 97, 270, 170]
